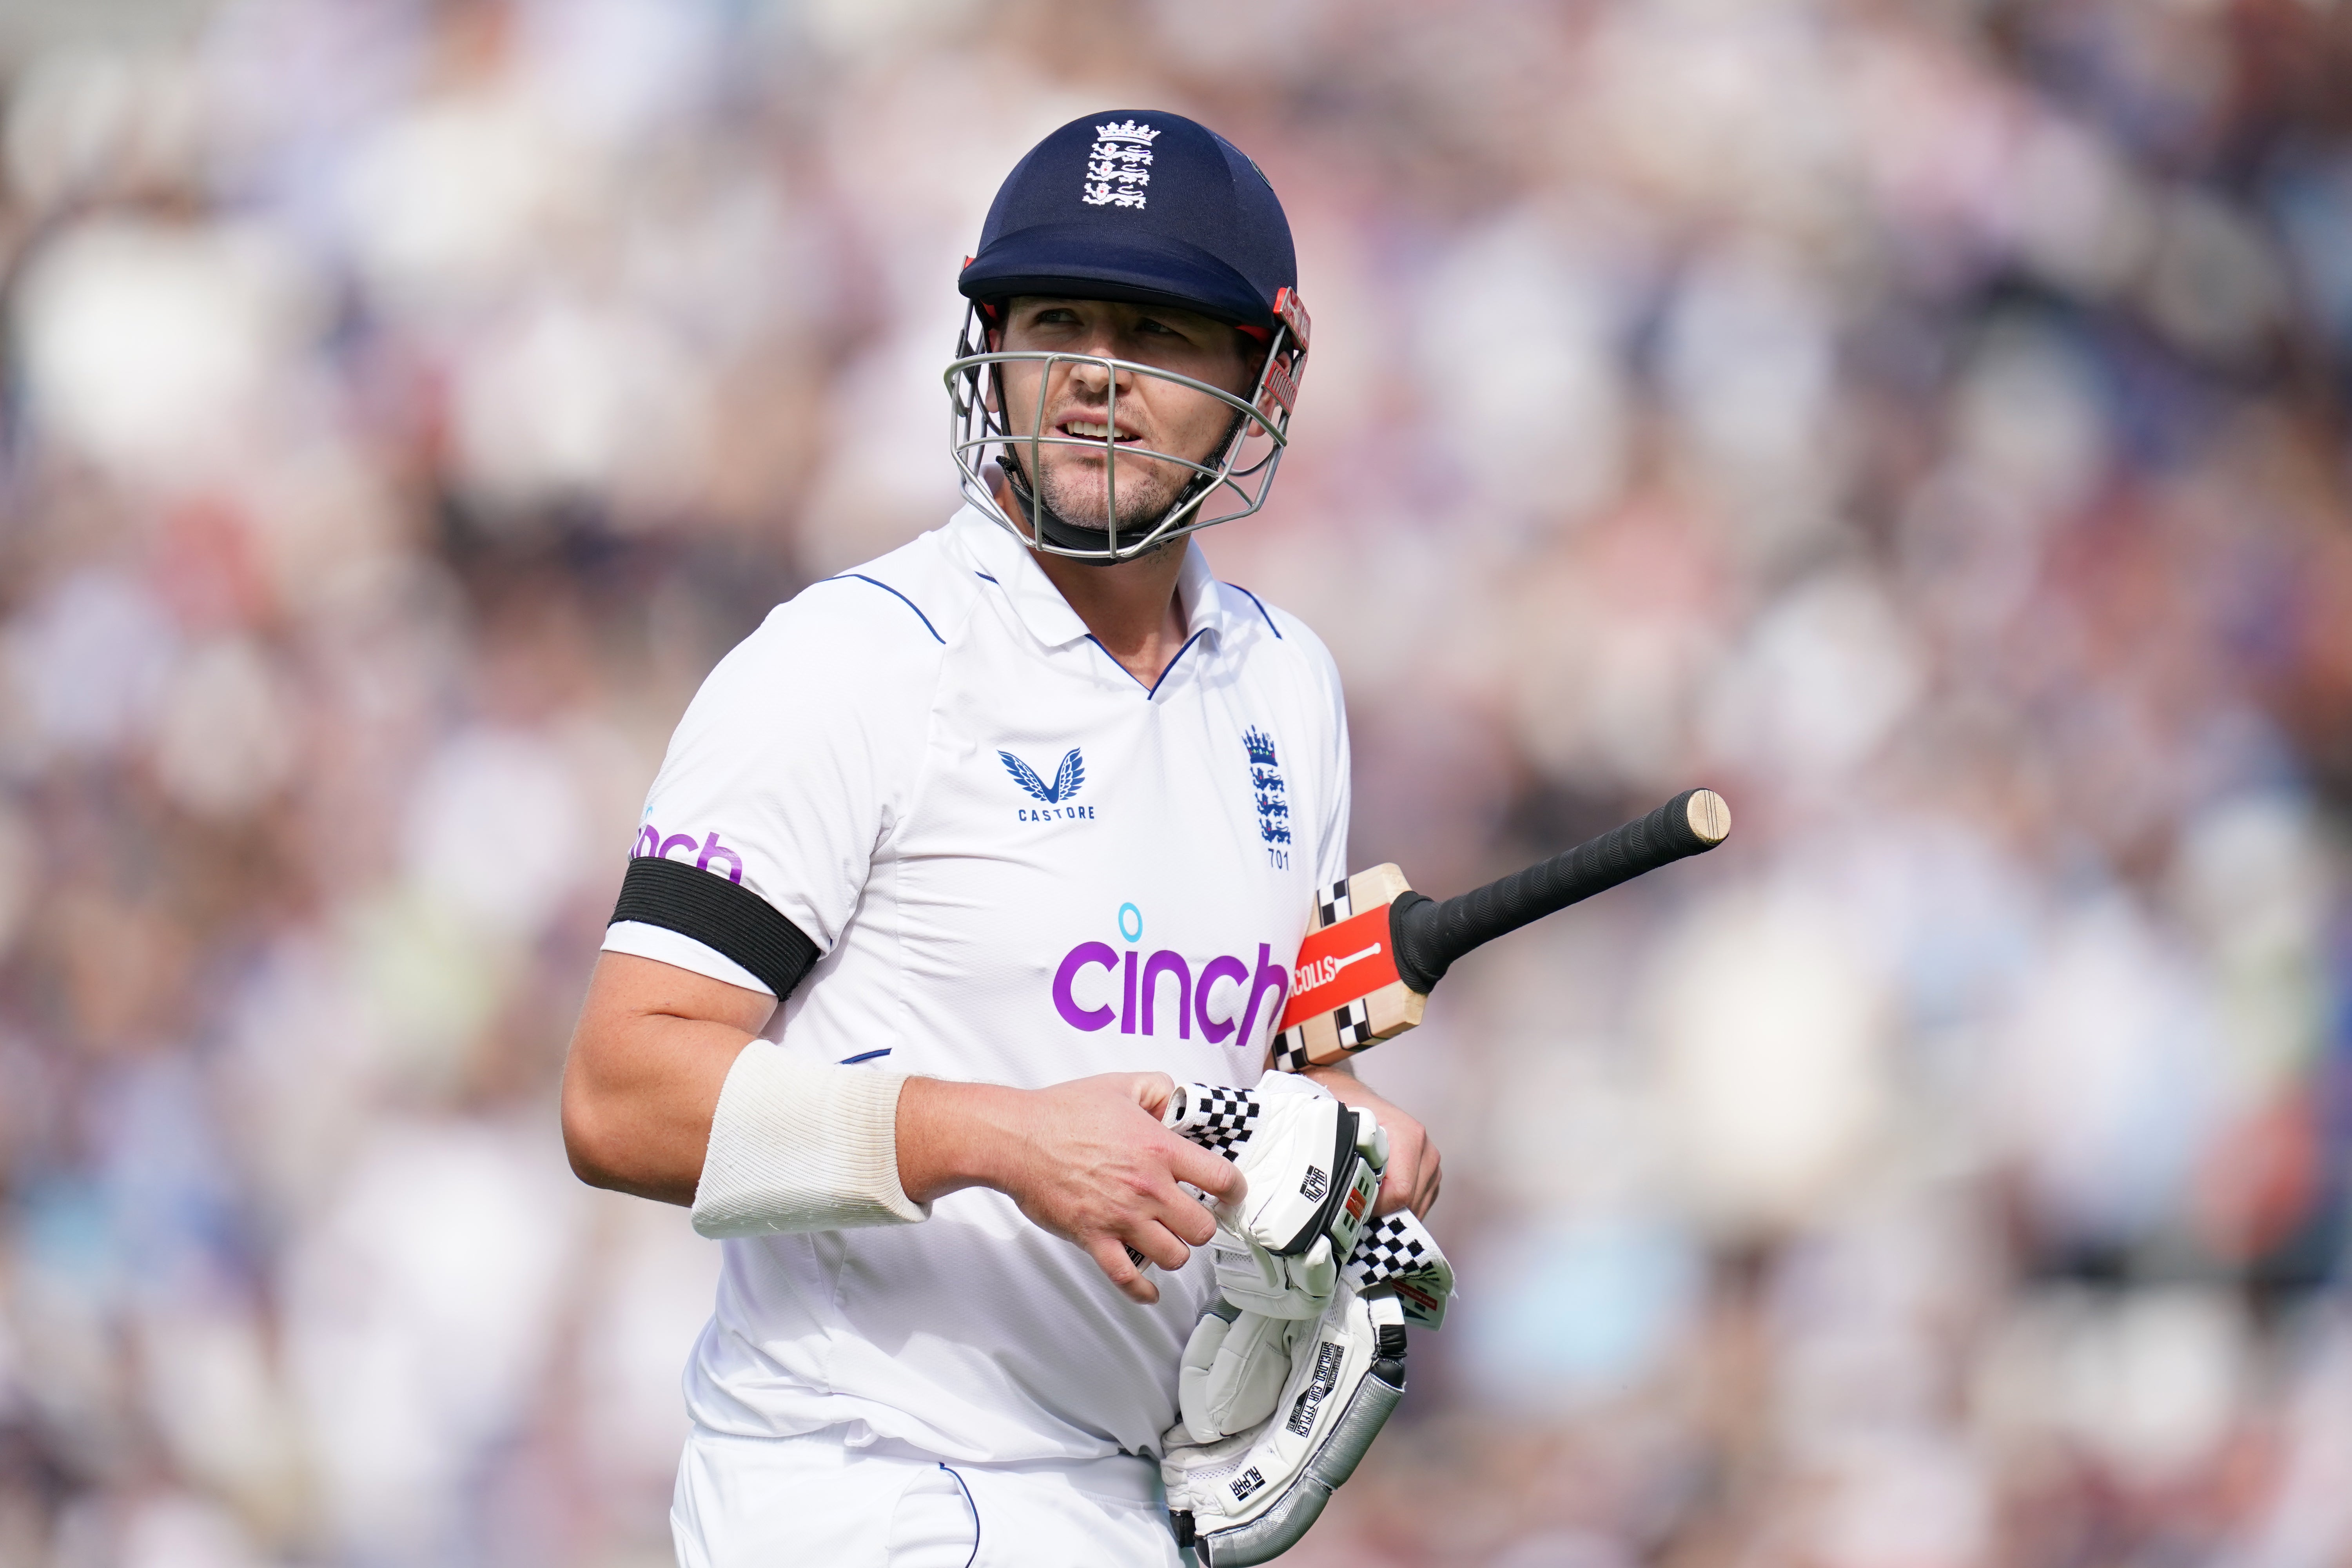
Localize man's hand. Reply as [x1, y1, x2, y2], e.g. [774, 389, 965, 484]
[1300, 1067, 1439, 1219]
[897, 1073, 1245, 1305]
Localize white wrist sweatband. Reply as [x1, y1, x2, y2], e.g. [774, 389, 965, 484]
[691, 1042, 930, 1237]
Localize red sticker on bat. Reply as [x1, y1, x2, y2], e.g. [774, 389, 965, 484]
[1277, 906, 1399, 1031]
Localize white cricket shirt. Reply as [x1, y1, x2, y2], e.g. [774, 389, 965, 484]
[603, 505, 1350, 1462]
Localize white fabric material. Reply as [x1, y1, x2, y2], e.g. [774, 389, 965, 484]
[605, 920, 769, 996]
[671, 1425, 1182, 1568]
[691, 1042, 927, 1238]
[606, 506, 1353, 1463]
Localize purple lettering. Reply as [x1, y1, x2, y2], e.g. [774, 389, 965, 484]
[657, 832, 699, 861]
[634, 824, 659, 858]
[697, 831, 744, 884]
[1194, 955, 1249, 1045]
[1121, 949, 1138, 1035]
[1142, 951, 1192, 1040]
[1235, 944, 1290, 1053]
[1053, 943, 1118, 1032]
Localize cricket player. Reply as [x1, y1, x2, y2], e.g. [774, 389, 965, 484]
[562, 110, 1440, 1566]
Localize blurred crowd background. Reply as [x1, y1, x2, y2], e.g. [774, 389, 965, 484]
[0, 0, 2347, 1564]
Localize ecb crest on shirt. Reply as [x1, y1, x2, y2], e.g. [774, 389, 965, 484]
[1244, 726, 1290, 869]
[1000, 746, 1096, 823]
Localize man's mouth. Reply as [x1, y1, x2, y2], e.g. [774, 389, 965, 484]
[1058, 417, 1142, 445]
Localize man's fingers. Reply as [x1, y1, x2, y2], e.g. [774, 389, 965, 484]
[1167, 1136, 1246, 1203]
[1088, 1236, 1161, 1304]
[1414, 1144, 1442, 1216]
[1163, 1190, 1217, 1248]
[1127, 1218, 1192, 1273]
[1130, 1071, 1178, 1120]
[1374, 1153, 1439, 1218]
[1367, 1122, 1441, 1217]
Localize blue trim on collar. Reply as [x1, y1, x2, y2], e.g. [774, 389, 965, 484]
[817, 574, 945, 645]
[1149, 629, 1209, 697]
[1223, 581, 1282, 639]
[1085, 628, 1208, 697]
[838, 1048, 894, 1064]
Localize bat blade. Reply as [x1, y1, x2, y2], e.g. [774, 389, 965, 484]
[1269, 789, 1731, 1070]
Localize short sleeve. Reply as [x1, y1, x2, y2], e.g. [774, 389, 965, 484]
[603, 586, 940, 995]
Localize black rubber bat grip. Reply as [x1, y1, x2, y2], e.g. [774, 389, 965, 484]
[1389, 788, 1729, 995]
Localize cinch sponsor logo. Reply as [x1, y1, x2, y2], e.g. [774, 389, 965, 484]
[1050, 901, 1290, 1046]
[632, 822, 743, 884]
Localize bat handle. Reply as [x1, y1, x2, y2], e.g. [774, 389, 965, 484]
[1389, 788, 1730, 995]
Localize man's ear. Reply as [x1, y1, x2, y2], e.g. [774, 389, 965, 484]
[1233, 326, 1272, 394]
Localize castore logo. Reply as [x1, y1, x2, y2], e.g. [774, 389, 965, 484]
[1001, 746, 1096, 824]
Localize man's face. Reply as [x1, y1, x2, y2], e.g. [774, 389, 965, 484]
[991, 297, 1258, 536]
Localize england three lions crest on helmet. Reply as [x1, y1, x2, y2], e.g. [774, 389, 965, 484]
[1082, 120, 1158, 209]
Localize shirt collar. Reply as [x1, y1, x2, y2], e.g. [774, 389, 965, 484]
[949, 505, 1245, 653]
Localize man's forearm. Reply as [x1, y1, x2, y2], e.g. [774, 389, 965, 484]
[895, 1077, 1035, 1205]
[564, 952, 779, 1204]
[562, 1011, 755, 1205]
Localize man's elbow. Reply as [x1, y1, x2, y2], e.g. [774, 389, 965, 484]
[560, 1081, 629, 1192]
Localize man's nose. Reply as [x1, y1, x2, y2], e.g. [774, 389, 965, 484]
[1065, 344, 1135, 397]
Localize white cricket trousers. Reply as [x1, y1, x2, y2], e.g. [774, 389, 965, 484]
[671, 1426, 1187, 1567]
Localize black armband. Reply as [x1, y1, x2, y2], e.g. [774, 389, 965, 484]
[609, 856, 821, 1000]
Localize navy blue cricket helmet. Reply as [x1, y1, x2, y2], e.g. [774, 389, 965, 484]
[945, 111, 1312, 563]
[957, 111, 1298, 332]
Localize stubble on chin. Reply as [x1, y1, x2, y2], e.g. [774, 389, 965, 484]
[1037, 455, 1183, 534]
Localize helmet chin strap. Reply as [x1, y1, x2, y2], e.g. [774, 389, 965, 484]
[996, 451, 1128, 563]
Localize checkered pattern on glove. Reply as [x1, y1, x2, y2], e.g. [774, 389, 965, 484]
[1165, 1083, 1263, 1155]
[1343, 1211, 1453, 1331]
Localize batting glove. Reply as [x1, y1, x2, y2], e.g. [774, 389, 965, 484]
[1163, 1075, 1387, 1306]
[1178, 1209, 1454, 1446]
[1162, 1283, 1407, 1567]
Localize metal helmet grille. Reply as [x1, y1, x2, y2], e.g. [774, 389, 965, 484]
[944, 299, 1307, 563]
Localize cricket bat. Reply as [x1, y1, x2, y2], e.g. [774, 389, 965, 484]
[1269, 788, 1731, 1070]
